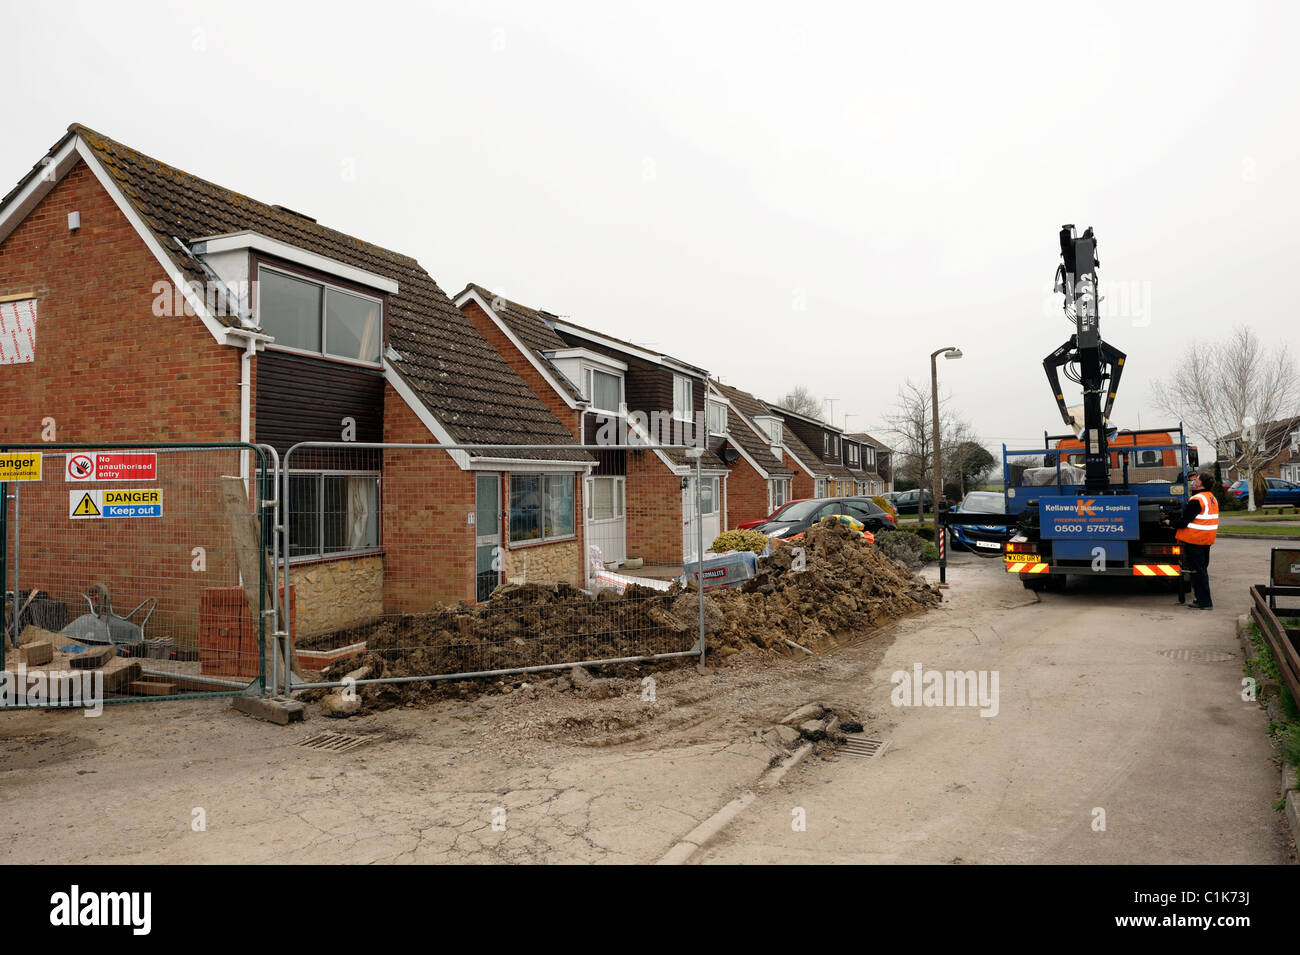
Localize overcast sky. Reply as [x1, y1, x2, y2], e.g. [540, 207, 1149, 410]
[4, 1, 1297, 457]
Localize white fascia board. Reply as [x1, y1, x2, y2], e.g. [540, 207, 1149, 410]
[454, 288, 584, 411]
[383, 362, 472, 470]
[0, 136, 81, 245]
[192, 231, 399, 295]
[74, 139, 241, 348]
[468, 458, 594, 473]
[550, 320, 708, 377]
[543, 347, 628, 372]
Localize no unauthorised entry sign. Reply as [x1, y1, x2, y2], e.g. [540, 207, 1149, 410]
[65, 451, 157, 482]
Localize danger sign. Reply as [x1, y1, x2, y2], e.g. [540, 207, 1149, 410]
[69, 488, 163, 519]
[0, 453, 42, 481]
[65, 452, 157, 482]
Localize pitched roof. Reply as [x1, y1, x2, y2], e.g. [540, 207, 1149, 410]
[58, 125, 588, 463]
[779, 427, 830, 479]
[711, 381, 791, 477]
[847, 431, 892, 452]
[457, 283, 584, 403]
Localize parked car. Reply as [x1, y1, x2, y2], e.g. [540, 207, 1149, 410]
[738, 498, 810, 530]
[755, 496, 896, 540]
[949, 490, 1012, 556]
[1227, 477, 1300, 506]
[887, 488, 935, 515]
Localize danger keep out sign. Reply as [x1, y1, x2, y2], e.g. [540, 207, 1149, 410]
[69, 488, 163, 519]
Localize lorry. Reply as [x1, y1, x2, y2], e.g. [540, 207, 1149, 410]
[999, 225, 1199, 595]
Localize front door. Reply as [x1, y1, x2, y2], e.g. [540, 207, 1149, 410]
[475, 473, 502, 601]
[682, 475, 720, 561]
[586, 476, 626, 567]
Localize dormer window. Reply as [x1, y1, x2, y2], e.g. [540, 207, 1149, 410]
[673, 375, 694, 422]
[587, 367, 623, 414]
[707, 403, 727, 435]
[756, 417, 783, 445]
[848, 444, 859, 466]
[258, 266, 382, 365]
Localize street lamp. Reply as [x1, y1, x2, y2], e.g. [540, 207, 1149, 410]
[930, 347, 962, 530]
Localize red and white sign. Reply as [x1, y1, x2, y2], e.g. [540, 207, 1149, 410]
[65, 452, 157, 482]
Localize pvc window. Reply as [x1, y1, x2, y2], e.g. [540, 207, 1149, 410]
[586, 368, 623, 414]
[286, 472, 380, 560]
[259, 267, 382, 364]
[707, 403, 727, 435]
[511, 473, 576, 543]
[587, 476, 625, 522]
[673, 375, 693, 422]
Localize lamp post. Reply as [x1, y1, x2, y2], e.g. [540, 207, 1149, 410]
[930, 346, 962, 563]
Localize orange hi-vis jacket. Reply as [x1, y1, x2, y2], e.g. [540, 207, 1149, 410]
[1175, 491, 1219, 546]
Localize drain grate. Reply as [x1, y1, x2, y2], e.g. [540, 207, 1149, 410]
[1158, 647, 1238, 664]
[297, 731, 374, 753]
[843, 737, 889, 759]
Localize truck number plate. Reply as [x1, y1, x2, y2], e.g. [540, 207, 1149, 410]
[1005, 553, 1039, 563]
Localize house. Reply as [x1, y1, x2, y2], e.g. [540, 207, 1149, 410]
[767, 405, 854, 497]
[1216, 416, 1300, 485]
[708, 380, 794, 526]
[456, 285, 728, 564]
[847, 432, 893, 494]
[0, 124, 593, 644]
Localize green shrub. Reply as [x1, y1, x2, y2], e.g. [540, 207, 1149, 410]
[921, 542, 940, 561]
[876, 529, 928, 570]
[912, 525, 936, 542]
[710, 529, 769, 555]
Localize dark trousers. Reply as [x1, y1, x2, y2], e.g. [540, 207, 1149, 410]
[1183, 543, 1212, 607]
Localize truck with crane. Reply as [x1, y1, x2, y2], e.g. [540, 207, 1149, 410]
[999, 225, 1199, 594]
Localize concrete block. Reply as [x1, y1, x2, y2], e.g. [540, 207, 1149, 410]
[69, 645, 114, 670]
[128, 680, 177, 696]
[232, 695, 306, 725]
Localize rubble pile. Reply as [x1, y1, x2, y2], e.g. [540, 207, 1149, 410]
[312, 518, 939, 709]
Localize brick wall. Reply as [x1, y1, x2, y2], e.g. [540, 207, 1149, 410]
[625, 451, 683, 564]
[0, 160, 248, 649]
[791, 467, 816, 501]
[725, 457, 770, 528]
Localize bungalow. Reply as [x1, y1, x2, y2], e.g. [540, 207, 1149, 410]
[456, 285, 728, 565]
[0, 124, 592, 645]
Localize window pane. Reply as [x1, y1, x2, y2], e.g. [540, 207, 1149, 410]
[591, 477, 615, 521]
[590, 369, 620, 411]
[325, 288, 382, 362]
[260, 271, 322, 351]
[674, 376, 692, 419]
[708, 404, 726, 433]
[322, 476, 347, 552]
[288, 475, 320, 557]
[544, 474, 575, 538]
[510, 474, 541, 542]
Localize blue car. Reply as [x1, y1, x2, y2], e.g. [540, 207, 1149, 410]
[1227, 477, 1300, 506]
[950, 491, 1012, 556]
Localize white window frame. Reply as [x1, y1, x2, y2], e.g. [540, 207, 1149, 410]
[848, 444, 859, 466]
[584, 365, 624, 415]
[586, 475, 626, 523]
[284, 470, 382, 562]
[815, 477, 827, 498]
[697, 476, 720, 515]
[770, 477, 789, 511]
[258, 265, 384, 368]
[823, 434, 830, 455]
[510, 472, 577, 545]
[673, 374, 694, 422]
[707, 402, 728, 435]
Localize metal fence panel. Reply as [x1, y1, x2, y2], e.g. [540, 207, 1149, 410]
[1, 443, 268, 707]
[281, 442, 706, 694]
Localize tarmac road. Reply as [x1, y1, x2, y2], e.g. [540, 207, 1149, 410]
[692, 538, 1294, 864]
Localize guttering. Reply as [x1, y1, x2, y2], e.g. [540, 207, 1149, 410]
[191, 231, 399, 295]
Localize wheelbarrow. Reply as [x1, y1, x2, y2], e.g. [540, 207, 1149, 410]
[60, 584, 155, 648]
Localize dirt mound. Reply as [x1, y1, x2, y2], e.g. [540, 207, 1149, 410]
[310, 518, 939, 711]
[711, 519, 941, 659]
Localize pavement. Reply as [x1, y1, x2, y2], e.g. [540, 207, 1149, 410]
[691, 539, 1294, 864]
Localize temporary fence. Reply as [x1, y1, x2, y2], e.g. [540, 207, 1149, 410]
[276, 442, 710, 696]
[1, 443, 272, 707]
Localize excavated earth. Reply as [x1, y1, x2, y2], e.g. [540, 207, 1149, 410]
[308, 519, 941, 711]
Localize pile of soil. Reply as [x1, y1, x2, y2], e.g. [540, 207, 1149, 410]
[310, 517, 939, 710]
[712, 519, 942, 659]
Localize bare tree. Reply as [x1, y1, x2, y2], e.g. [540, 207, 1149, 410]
[1153, 326, 1300, 511]
[886, 380, 969, 523]
[778, 384, 824, 420]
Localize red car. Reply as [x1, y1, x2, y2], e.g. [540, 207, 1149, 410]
[737, 498, 811, 530]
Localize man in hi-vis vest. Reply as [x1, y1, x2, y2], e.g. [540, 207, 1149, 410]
[1165, 472, 1220, 610]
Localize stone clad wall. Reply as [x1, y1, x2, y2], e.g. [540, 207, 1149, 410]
[504, 540, 582, 586]
[290, 555, 384, 637]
